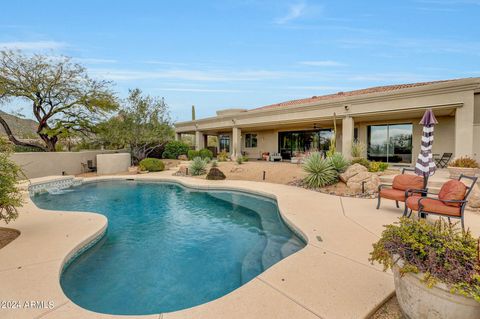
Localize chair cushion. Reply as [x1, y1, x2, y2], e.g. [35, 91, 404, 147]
[406, 197, 461, 216]
[438, 180, 467, 207]
[380, 188, 420, 202]
[392, 174, 424, 191]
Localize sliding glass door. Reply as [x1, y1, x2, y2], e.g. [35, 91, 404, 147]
[367, 124, 413, 164]
[278, 129, 333, 159]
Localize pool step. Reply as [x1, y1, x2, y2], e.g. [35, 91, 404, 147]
[241, 235, 266, 284]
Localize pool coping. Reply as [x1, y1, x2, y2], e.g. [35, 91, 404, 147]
[0, 172, 399, 319]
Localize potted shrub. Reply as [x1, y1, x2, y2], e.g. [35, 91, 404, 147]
[370, 217, 480, 319]
[448, 156, 479, 179]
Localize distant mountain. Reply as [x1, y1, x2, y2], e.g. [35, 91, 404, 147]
[0, 111, 38, 139]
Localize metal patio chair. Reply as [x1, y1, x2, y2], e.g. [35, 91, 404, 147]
[434, 152, 452, 168]
[405, 174, 478, 230]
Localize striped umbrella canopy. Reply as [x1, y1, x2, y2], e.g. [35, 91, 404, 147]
[415, 109, 438, 177]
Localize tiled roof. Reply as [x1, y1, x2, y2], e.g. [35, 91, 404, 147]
[252, 79, 456, 111]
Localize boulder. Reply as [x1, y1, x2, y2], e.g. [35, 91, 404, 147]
[339, 163, 368, 183]
[468, 183, 480, 209]
[206, 167, 226, 180]
[177, 154, 188, 161]
[347, 171, 380, 194]
[177, 165, 188, 176]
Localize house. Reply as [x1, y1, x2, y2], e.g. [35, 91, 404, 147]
[174, 77, 480, 165]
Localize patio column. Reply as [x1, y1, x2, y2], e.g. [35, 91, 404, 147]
[232, 127, 241, 158]
[175, 132, 181, 141]
[342, 116, 354, 160]
[195, 131, 205, 151]
[455, 98, 475, 159]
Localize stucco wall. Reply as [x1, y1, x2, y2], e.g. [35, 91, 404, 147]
[97, 153, 131, 175]
[11, 150, 126, 179]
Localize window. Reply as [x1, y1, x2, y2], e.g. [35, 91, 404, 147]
[367, 123, 413, 163]
[245, 133, 258, 148]
[219, 135, 230, 152]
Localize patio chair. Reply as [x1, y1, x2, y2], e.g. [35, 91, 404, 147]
[377, 168, 427, 214]
[87, 160, 97, 172]
[269, 153, 282, 162]
[434, 152, 452, 168]
[405, 174, 478, 230]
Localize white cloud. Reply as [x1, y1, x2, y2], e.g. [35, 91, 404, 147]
[275, 2, 308, 24]
[299, 60, 347, 67]
[90, 68, 291, 82]
[0, 40, 66, 50]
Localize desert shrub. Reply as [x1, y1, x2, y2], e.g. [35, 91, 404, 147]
[236, 156, 244, 164]
[206, 167, 226, 180]
[350, 157, 371, 170]
[370, 217, 480, 302]
[139, 158, 165, 172]
[211, 160, 218, 168]
[199, 148, 213, 160]
[162, 141, 190, 159]
[449, 156, 479, 168]
[13, 145, 44, 152]
[302, 152, 338, 188]
[189, 157, 207, 176]
[188, 150, 200, 160]
[217, 150, 229, 161]
[242, 155, 249, 162]
[327, 152, 349, 173]
[0, 140, 24, 223]
[351, 139, 366, 158]
[369, 161, 389, 172]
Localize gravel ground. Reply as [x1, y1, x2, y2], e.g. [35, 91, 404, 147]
[371, 296, 405, 319]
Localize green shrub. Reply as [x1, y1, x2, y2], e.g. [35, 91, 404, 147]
[190, 157, 207, 176]
[13, 145, 44, 152]
[351, 139, 366, 158]
[211, 160, 218, 168]
[302, 152, 338, 188]
[369, 161, 389, 172]
[0, 140, 23, 223]
[242, 155, 249, 162]
[370, 217, 480, 302]
[188, 150, 200, 160]
[199, 148, 213, 160]
[350, 157, 371, 170]
[217, 150, 229, 161]
[162, 141, 190, 159]
[327, 152, 349, 173]
[236, 156, 244, 164]
[449, 156, 479, 168]
[139, 158, 165, 172]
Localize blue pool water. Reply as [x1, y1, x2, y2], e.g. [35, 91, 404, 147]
[32, 181, 305, 315]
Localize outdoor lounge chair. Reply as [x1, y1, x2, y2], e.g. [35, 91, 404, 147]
[377, 168, 427, 213]
[405, 174, 478, 230]
[434, 152, 452, 168]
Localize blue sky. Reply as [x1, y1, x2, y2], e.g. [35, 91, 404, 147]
[1, 0, 480, 122]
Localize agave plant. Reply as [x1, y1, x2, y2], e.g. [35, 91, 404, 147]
[302, 152, 338, 188]
[327, 152, 349, 173]
[189, 157, 208, 176]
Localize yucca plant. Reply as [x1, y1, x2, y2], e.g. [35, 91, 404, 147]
[327, 152, 349, 173]
[302, 152, 338, 188]
[189, 157, 207, 176]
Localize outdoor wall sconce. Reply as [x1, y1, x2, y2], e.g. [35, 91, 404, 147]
[344, 105, 350, 111]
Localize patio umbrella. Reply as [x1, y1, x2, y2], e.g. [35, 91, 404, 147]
[415, 109, 438, 178]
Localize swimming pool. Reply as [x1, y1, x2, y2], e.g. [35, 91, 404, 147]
[32, 180, 305, 315]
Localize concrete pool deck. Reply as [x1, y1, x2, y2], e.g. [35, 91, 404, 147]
[2, 172, 480, 319]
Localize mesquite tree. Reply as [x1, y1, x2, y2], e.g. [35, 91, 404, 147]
[98, 88, 174, 163]
[0, 50, 118, 151]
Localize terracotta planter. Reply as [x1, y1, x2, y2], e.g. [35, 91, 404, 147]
[393, 265, 480, 319]
[447, 167, 478, 179]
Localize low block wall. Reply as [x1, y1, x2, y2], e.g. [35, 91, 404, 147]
[11, 150, 126, 179]
[96, 153, 131, 175]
